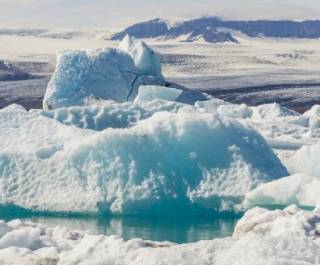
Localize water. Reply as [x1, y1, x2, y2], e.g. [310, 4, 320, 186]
[1, 214, 240, 244]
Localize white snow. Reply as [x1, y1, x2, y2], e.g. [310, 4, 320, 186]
[0, 206, 319, 264]
[119, 35, 163, 79]
[0, 103, 287, 215]
[134, 85, 182, 104]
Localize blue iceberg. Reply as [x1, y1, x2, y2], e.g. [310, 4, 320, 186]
[0, 104, 287, 215]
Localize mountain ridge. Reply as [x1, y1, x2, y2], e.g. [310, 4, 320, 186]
[111, 17, 320, 43]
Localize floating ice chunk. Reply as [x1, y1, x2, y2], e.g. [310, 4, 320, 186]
[251, 102, 299, 120]
[218, 103, 253, 119]
[303, 105, 320, 131]
[43, 48, 140, 109]
[119, 35, 163, 79]
[195, 98, 230, 113]
[245, 174, 320, 208]
[233, 205, 320, 238]
[0, 104, 26, 112]
[43, 47, 171, 109]
[0, 227, 42, 250]
[0, 105, 287, 214]
[134, 85, 182, 104]
[195, 100, 252, 119]
[303, 105, 320, 117]
[285, 142, 320, 177]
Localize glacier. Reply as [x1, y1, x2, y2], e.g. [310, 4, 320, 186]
[0, 206, 319, 265]
[0, 103, 288, 215]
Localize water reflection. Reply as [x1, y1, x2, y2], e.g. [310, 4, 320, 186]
[18, 215, 240, 243]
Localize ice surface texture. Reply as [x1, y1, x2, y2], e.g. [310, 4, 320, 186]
[0, 206, 319, 264]
[0, 104, 287, 215]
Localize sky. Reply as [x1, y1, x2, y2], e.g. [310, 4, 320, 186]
[0, 0, 320, 28]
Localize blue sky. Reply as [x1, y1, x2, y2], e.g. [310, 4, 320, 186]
[0, 0, 319, 28]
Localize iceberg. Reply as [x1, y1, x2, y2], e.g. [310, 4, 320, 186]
[0, 206, 318, 265]
[42, 39, 211, 109]
[0, 104, 287, 215]
[303, 105, 320, 131]
[285, 142, 320, 177]
[119, 35, 163, 79]
[245, 174, 320, 208]
[303, 105, 320, 118]
[251, 103, 299, 120]
[42, 48, 168, 110]
[43, 48, 139, 109]
[134, 85, 182, 104]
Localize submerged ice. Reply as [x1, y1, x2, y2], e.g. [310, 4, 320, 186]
[0, 103, 287, 215]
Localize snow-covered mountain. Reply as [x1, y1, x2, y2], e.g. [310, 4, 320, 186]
[111, 18, 237, 43]
[0, 60, 30, 81]
[112, 17, 320, 43]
